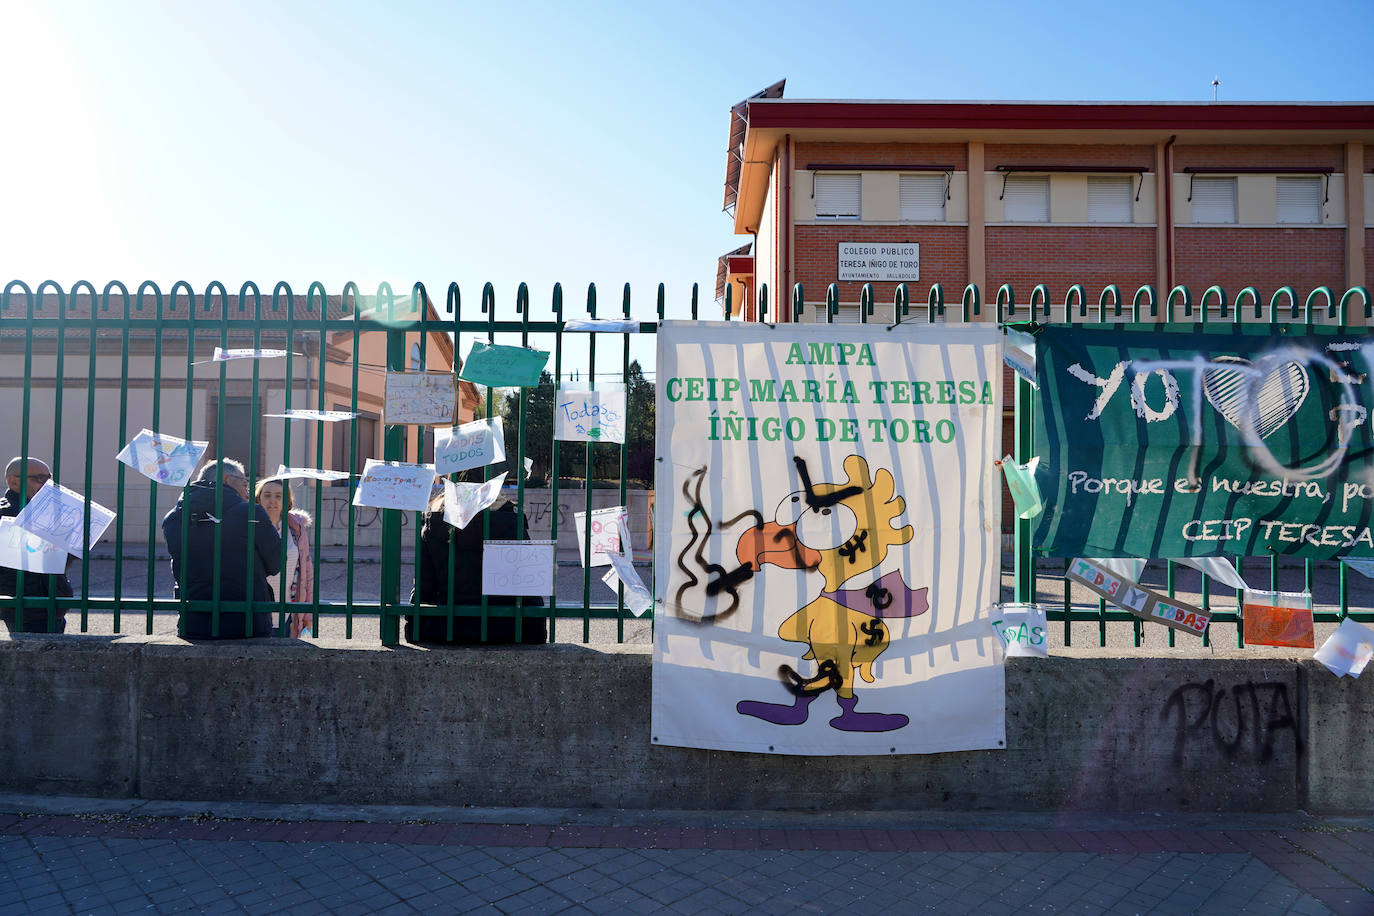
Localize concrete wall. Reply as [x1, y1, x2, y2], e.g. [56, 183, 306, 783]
[1, 637, 1368, 813]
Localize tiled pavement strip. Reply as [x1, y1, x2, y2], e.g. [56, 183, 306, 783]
[0, 801, 1371, 915]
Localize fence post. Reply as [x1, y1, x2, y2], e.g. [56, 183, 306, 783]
[379, 284, 404, 647]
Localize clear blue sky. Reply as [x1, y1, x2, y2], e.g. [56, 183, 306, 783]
[5, 0, 1373, 324]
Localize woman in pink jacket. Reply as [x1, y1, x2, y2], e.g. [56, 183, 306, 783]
[255, 478, 316, 638]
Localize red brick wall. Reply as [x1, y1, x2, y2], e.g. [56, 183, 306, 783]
[793, 142, 967, 170]
[794, 225, 968, 306]
[1366, 147, 1372, 297]
[1366, 229, 1373, 293]
[1173, 144, 1342, 171]
[1174, 227, 1345, 305]
[986, 227, 1156, 312]
[985, 144, 1154, 169]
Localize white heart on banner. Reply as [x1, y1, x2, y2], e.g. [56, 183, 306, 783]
[1202, 355, 1308, 440]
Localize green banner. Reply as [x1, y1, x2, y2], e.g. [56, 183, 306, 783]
[1034, 324, 1374, 559]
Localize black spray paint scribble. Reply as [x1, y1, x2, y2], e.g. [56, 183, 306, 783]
[673, 466, 762, 623]
[1160, 679, 1301, 765]
[780, 659, 841, 697]
[672, 461, 823, 623]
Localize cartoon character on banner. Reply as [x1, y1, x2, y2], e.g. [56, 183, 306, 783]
[674, 453, 926, 733]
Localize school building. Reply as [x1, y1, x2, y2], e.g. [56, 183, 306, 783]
[717, 81, 1374, 322]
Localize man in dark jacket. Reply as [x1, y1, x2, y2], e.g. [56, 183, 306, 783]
[162, 458, 280, 639]
[0, 456, 73, 633]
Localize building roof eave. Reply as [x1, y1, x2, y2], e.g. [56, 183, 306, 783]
[730, 98, 1374, 231]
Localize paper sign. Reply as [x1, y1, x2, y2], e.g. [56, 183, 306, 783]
[574, 506, 626, 567]
[1314, 618, 1374, 677]
[443, 473, 508, 530]
[524, 457, 534, 479]
[988, 603, 1050, 657]
[0, 517, 68, 574]
[1087, 556, 1146, 582]
[1242, 590, 1315, 648]
[482, 538, 555, 596]
[211, 347, 292, 361]
[459, 341, 550, 388]
[434, 418, 506, 475]
[264, 409, 356, 422]
[1000, 455, 1043, 520]
[351, 459, 436, 512]
[1066, 557, 1210, 636]
[563, 318, 641, 333]
[1342, 558, 1374, 579]
[603, 551, 653, 616]
[1003, 327, 1037, 388]
[555, 389, 626, 443]
[275, 465, 351, 482]
[115, 428, 208, 486]
[13, 480, 116, 556]
[1172, 556, 1247, 591]
[385, 371, 456, 425]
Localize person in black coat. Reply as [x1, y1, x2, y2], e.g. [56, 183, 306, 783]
[406, 478, 546, 645]
[0, 456, 73, 633]
[162, 458, 281, 639]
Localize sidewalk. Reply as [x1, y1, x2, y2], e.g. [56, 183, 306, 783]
[1, 795, 1370, 914]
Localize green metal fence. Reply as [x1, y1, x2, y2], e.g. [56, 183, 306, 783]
[0, 280, 669, 644]
[1, 278, 1370, 647]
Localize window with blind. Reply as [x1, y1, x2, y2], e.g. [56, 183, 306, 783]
[1002, 176, 1049, 222]
[1087, 176, 1133, 223]
[899, 174, 945, 221]
[1276, 176, 1322, 224]
[1191, 177, 1237, 223]
[814, 173, 860, 219]
[831, 305, 862, 324]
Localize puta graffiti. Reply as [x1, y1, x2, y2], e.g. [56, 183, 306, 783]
[1160, 679, 1301, 765]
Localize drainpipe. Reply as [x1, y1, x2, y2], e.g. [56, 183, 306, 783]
[782, 135, 791, 321]
[303, 339, 315, 464]
[1163, 134, 1177, 292]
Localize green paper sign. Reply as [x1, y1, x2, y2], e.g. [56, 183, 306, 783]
[459, 341, 550, 388]
[1001, 454, 1043, 519]
[1035, 324, 1374, 559]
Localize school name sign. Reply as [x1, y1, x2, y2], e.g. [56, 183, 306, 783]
[1035, 324, 1374, 559]
[663, 341, 993, 447]
[838, 243, 920, 282]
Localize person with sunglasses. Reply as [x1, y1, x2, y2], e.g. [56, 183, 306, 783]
[0, 456, 73, 633]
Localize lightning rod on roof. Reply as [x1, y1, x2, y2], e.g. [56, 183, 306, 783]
[1212, 78, 1220, 102]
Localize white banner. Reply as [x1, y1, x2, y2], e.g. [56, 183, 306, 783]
[0, 517, 68, 574]
[115, 428, 207, 486]
[14, 480, 117, 556]
[574, 505, 626, 567]
[264, 409, 357, 422]
[434, 417, 506, 475]
[384, 371, 456, 425]
[555, 389, 626, 443]
[653, 321, 1004, 756]
[351, 459, 436, 512]
[482, 539, 555, 596]
[443, 473, 508, 530]
[274, 465, 352, 482]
